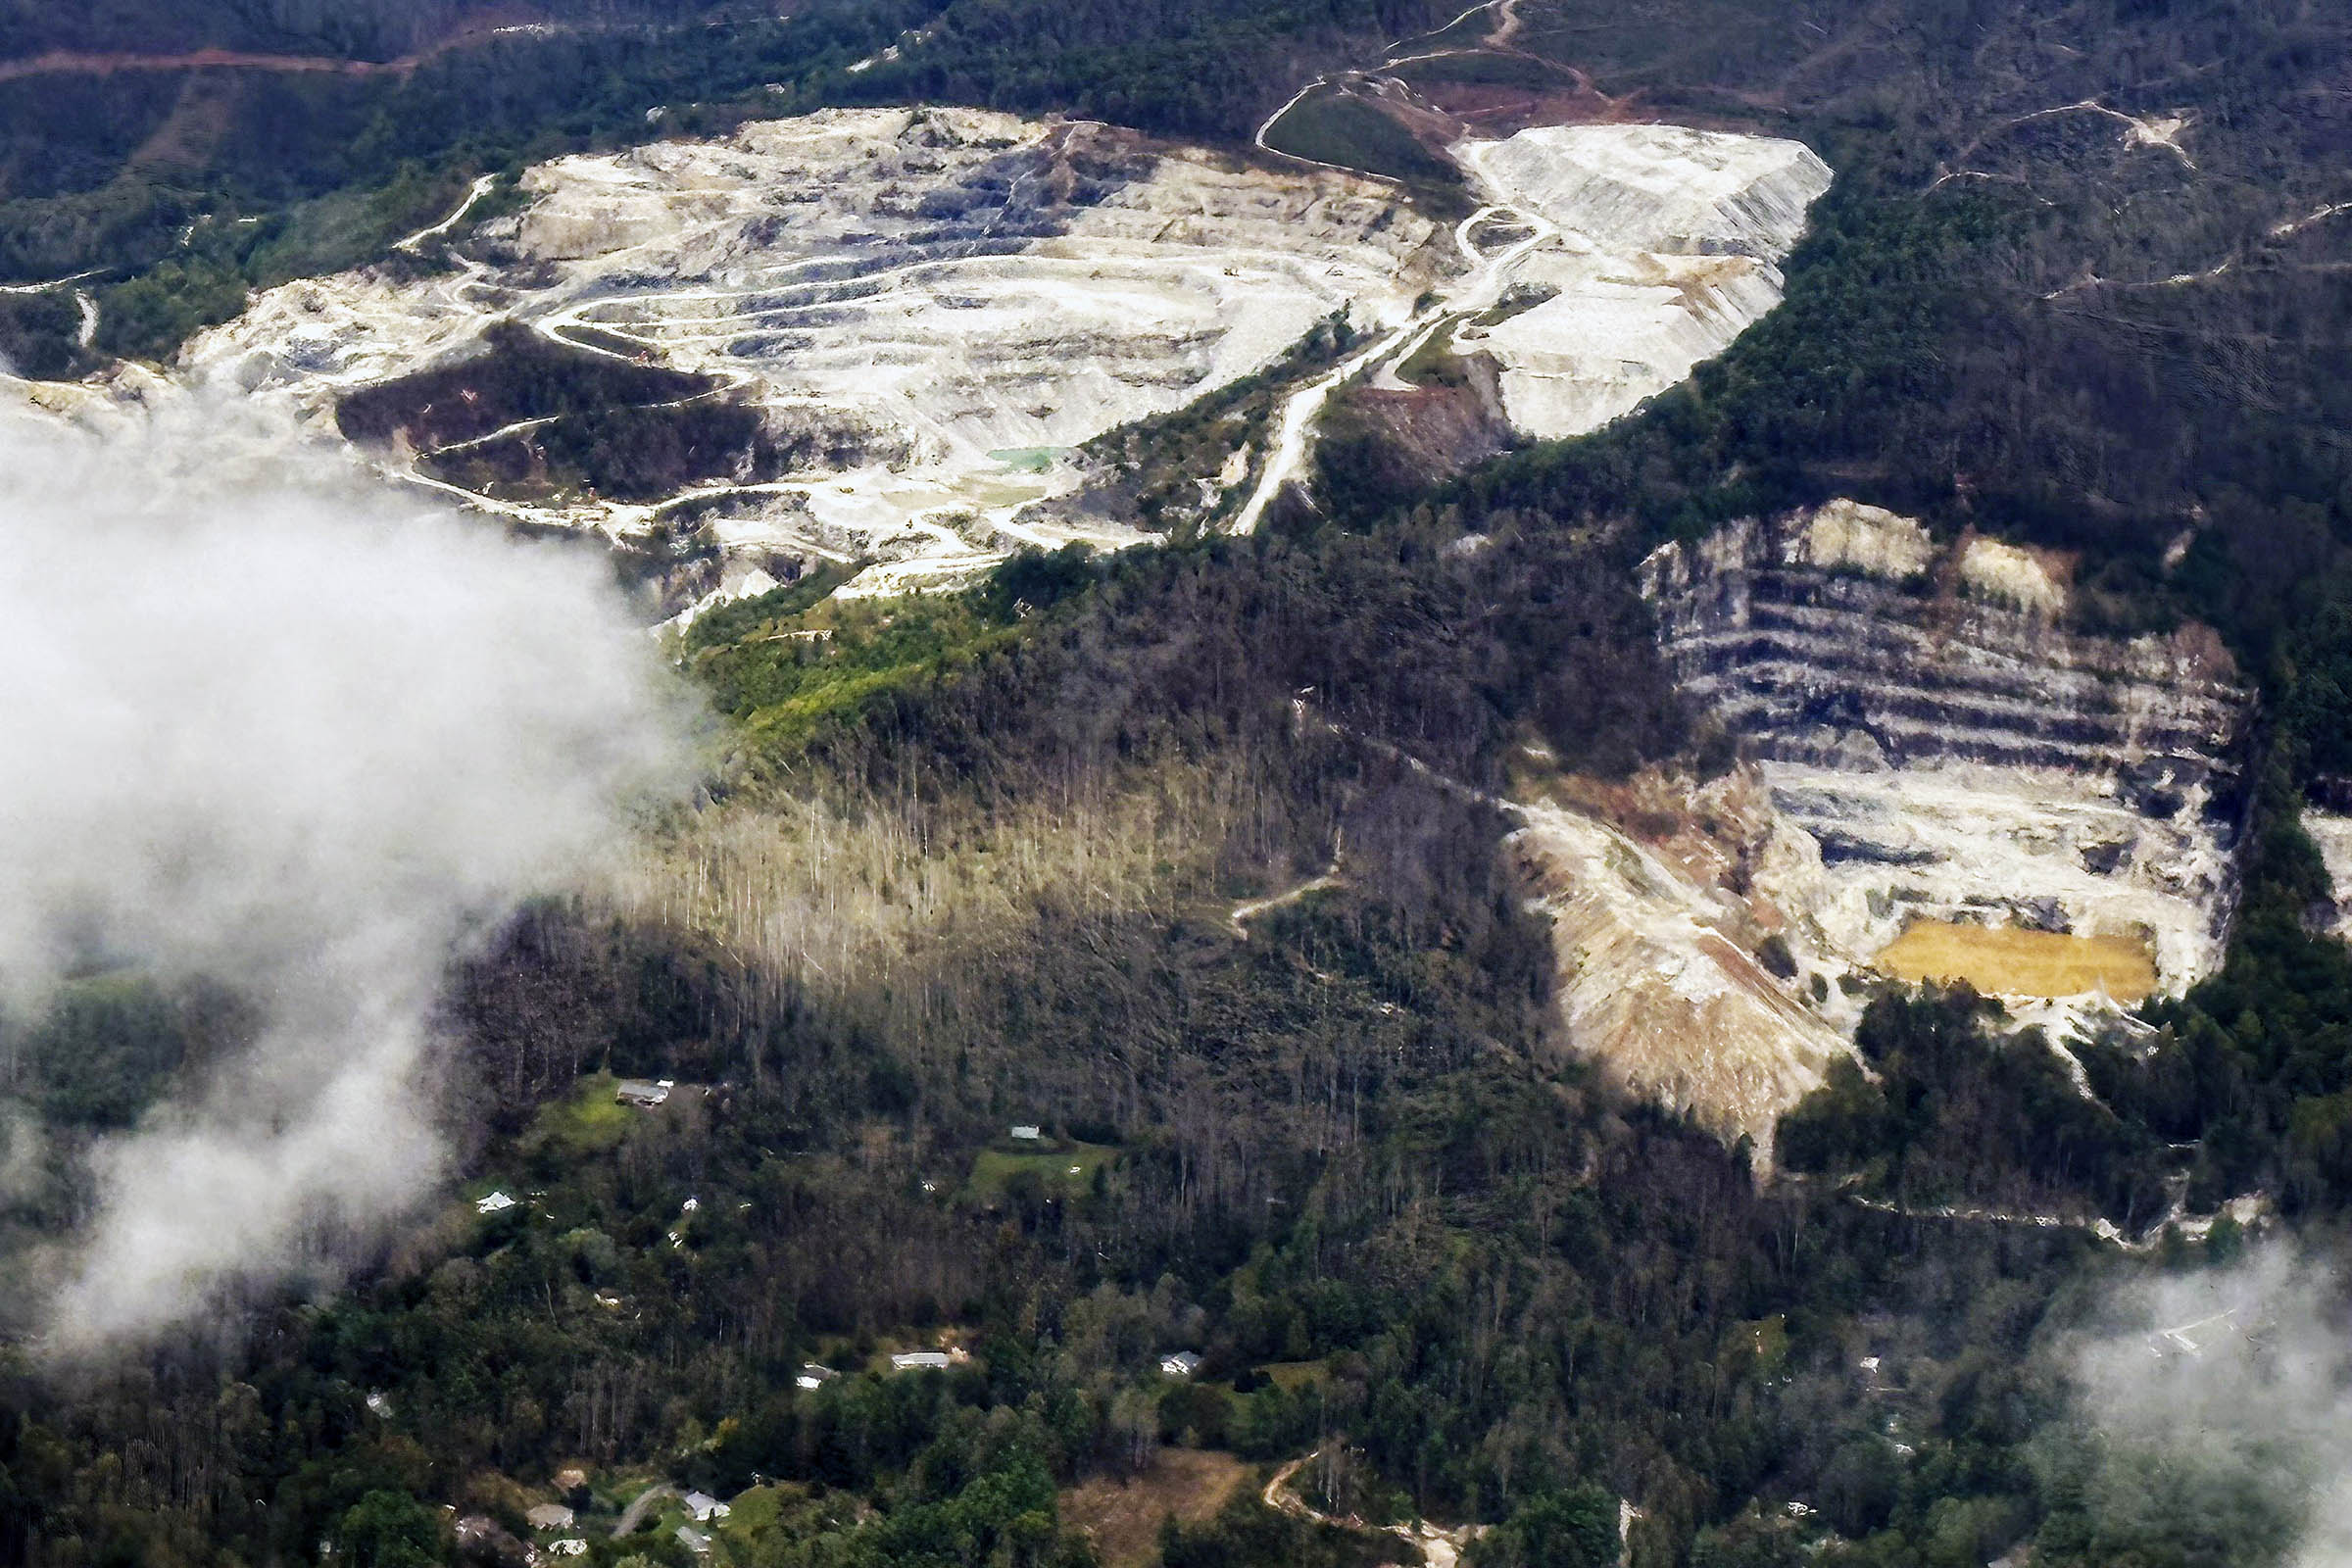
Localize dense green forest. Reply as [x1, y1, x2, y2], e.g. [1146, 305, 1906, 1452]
[10, 1, 2352, 1567]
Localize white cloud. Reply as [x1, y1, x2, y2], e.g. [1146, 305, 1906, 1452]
[0, 390, 695, 1348]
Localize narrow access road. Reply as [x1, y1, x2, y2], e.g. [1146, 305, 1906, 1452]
[396, 173, 499, 254]
[1264, 1449, 1482, 1568]
[612, 1483, 677, 1540]
[1228, 868, 1346, 937]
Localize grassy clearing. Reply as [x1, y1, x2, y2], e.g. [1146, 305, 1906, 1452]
[1061, 1449, 1251, 1568]
[1875, 920, 2157, 1002]
[1261, 88, 1459, 186]
[966, 1141, 1117, 1200]
[519, 1072, 635, 1161]
[1256, 1360, 1324, 1392]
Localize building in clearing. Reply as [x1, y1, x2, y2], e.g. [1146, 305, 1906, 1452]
[1010, 1124, 1043, 1142]
[891, 1351, 954, 1372]
[797, 1363, 838, 1391]
[524, 1503, 575, 1532]
[474, 1191, 517, 1215]
[615, 1080, 670, 1109]
[683, 1492, 731, 1524]
[1158, 1351, 1202, 1379]
[547, 1542, 587, 1558]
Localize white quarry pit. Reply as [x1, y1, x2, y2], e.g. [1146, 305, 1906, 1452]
[1450, 125, 1833, 441]
[189, 107, 1446, 603]
[1504, 501, 2247, 1169]
[1645, 503, 2247, 1001]
[179, 109, 1834, 611]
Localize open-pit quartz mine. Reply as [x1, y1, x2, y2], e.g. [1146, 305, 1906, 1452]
[1642, 502, 2247, 1002]
[1448, 124, 1832, 439]
[1505, 502, 2247, 1167]
[180, 108, 1834, 616]
[189, 106, 1447, 611]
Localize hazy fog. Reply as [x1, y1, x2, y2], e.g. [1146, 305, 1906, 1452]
[0, 392, 694, 1349]
[2066, 1244, 2352, 1568]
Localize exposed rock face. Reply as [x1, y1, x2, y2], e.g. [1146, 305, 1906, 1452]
[1468, 123, 1829, 257]
[1642, 505, 2247, 992]
[1509, 789, 1855, 1170]
[2304, 812, 2352, 940]
[1451, 125, 1833, 440]
[189, 107, 1447, 601]
[1509, 503, 2246, 1174]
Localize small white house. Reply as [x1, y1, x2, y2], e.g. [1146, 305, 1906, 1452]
[796, 1364, 838, 1391]
[615, 1080, 670, 1109]
[683, 1492, 731, 1524]
[547, 1541, 588, 1558]
[1158, 1351, 1202, 1379]
[475, 1191, 517, 1216]
[891, 1350, 954, 1372]
[1010, 1125, 1043, 1142]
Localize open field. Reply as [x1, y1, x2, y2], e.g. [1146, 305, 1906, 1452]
[1876, 920, 2157, 1003]
[1061, 1449, 1250, 1568]
[967, 1140, 1116, 1200]
[1260, 87, 1461, 185]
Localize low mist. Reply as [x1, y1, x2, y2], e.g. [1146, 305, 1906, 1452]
[2062, 1244, 2352, 1568]
[0, 390, 695, 1351]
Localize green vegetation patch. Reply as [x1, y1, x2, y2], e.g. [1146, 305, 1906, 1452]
[689, 587, 1025, 760]
[1260, 88, 1460, 188]
[518, 1071, 635, 1163]
[966, 1140, 1116, 1201]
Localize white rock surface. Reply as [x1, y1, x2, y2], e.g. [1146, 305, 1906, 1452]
[1467, 123, 1830, 258]
[189, 107, 1446, 600]
[177, 110, 1832, 608]
[1959, 536, 2068, 616]
[1785, 498, 1934, 579]
[1511, 797, 1856, 1170]
[2305, 811, 2352, 940]
[1450, 124, 1833, 440]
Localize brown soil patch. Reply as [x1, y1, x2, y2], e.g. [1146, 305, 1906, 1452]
[1411, 79, 1641, 132]
[1062, 1449, 1250, 1568]
[1876, 920, 2156, 1002]
[130, 71, 243, 170]
[0, 9, 606, 84]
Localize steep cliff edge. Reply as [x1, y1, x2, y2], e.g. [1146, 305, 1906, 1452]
[1642, 503, 2245, 996]
[1512, 500, 2249, 1169]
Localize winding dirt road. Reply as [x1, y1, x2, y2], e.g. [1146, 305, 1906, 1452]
[1264, 1450, 1481, 1568]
